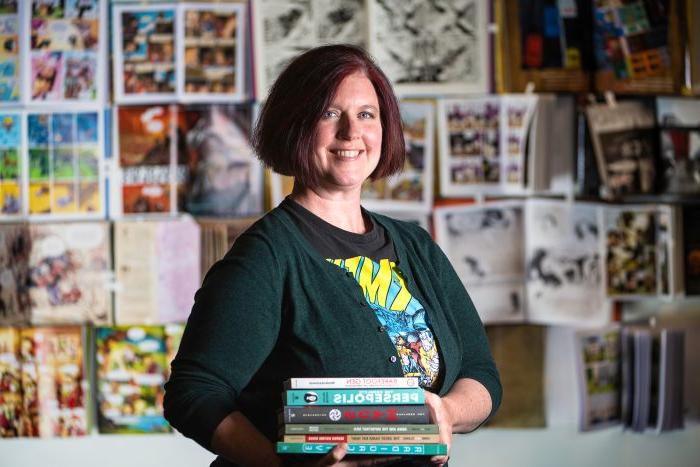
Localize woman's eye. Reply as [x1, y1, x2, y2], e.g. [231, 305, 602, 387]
[322, 110, 338, 119]
[359, 111, 374, 119]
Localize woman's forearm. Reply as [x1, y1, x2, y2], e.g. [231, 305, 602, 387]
[442, 378, 493, 433]
[211, 411, 282, 467]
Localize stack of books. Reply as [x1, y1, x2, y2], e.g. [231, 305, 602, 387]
[276, 377, 447, 458]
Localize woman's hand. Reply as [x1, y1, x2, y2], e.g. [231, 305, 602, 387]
[423, 391, 453, 466]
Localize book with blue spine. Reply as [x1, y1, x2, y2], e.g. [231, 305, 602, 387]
[286, 388, 425, 406]
[276, 442, 448, 456]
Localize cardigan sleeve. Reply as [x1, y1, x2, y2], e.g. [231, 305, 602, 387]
[163, 229, 283, 452]
[430, 234, 503, 417]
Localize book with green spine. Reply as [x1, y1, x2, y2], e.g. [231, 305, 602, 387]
[285, 388, 424, 406]
[276, 442, 448, 456]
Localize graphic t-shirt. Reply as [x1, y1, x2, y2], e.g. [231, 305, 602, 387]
[282, 198, 442, 389]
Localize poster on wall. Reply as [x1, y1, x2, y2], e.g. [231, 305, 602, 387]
[0, 1, 21, 104]
[368, 0, 488, 95]
[25, 109, 105, 219]
[362, 101, 434, 212]
[177, 2, 246, 102]
[112, 4, 177, 103]
[252, 0, 367, 99]
[179, 103, 263, 217]
[433, 202, 526, 323]
[25, 0, 105, 105]
[0, 112, 22, 217]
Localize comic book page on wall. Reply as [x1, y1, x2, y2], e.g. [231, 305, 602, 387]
[524, 199, 608, 326]
[433, 202, 526, 324]
[0, 112, 23, 217]
[95, 325, 171, 434]
[368, 0, 488, 96]
[27, 221, 111, 325]
[113, 4, 177, 103]
[656, 97, 700, 195]
[19, 326, 89, 438]
[252, 0, 367, 99]
[26, 0, 105, 105]
[0, 1, 21, 105]
[362, 101, 434, 212]
[179, 103, 263, 217]
[177, 2, 246, 102]
[0, 223, 30, 326]
[26, 110, 104, 219]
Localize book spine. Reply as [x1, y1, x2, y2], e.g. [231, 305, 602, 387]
[285, 388, 424, 406]
[284, 377, 419, 389]
[276, 442, 448, 456]
[282, 405, 430, 424]
[283, 424, 439, 435]
[283, 434, 441, 444]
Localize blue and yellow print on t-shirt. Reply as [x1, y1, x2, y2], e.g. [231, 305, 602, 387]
[328, 256, 440, 389]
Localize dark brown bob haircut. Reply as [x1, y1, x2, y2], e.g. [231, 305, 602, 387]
[253, 44, 405, 188]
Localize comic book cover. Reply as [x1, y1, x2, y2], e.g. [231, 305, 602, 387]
[592, 0, 682, 94]
[0, 326, 22, 437]
[496, 0, 593, 93]
[438, 97, 502, 196]
[0, 113, 22, 215]
[656, 97, 700, 194]
[26, 111, 103, 218]
[179, 104, 263, 217]
[0, 1, 20, 103]
[116, 105, 178, 214]
[0, 222, 31, 326]
[585, 100, 657, 198]
[179, 3, 245, 101]
[362, 102, 434, 212]
[164, 322, 184, 376]
[29, 0, 101, 103]
[113, 5, 176, 102]
[27, 222, 111, 324]
[368, 0, 488, 95]
[19, 326, 88, 437]
[575, 326, 621, 431]
[95, 325, 171, 434]
[253, 0, 367, 98]
[433, 202, 526, 323]
[604, 206, 660, 297]
[524, 199, 607, 326]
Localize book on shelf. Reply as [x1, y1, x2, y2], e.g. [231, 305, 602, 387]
[285, 388, 425, 406]
[281, 405, 430, 425]
[281, 424, 439, 435]
[277, 442, 447, 456]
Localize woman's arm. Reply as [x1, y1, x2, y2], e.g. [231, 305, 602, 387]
[211, 411, 281, 467]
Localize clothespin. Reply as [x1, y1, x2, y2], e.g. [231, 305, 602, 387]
[525, 81, 535, 95]
[604, 91, 617, 108]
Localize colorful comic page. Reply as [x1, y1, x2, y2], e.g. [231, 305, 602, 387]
[26, 110, 104, 219]
[26, 0, 104, 105]
[0, 327, 22, 438]
[113, 4, 177, 103]
[362, 101, 434, 213]
[95, 325, 171, 434]
[179, 104, 263, 216]
[114, 105, 180, 215]
[0, 113, 22, 216]
[0, 1, 21, 104]
[27, 221, 111, 325]
[19, 326, 88, 438]
[0, 223, 31, 326]
[178, 3, 245, 102]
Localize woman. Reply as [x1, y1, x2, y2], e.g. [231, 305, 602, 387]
[164, 44, 501, 467]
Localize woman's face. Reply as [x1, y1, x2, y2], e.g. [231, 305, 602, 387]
[311, 71, 382, 195]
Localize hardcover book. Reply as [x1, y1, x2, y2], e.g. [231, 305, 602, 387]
[95, 325, 170, 434]
[277, 442, 447, 456]
[282, 434, 440, 444]
[284, 377, 420, 390]
[282, 424, 439, 435]
[285, 388, 425, 406]
[281, 405, 430, 425]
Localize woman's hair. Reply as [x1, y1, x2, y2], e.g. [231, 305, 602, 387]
[253, 44, 405, 187]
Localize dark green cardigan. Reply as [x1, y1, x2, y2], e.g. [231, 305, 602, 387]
[164, 206, 502, 465]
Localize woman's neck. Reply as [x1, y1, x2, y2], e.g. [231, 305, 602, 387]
[289, 185, 369, 234]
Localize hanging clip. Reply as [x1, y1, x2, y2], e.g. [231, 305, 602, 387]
[525, 81, 536, 95]
[604, 91, 617, 108]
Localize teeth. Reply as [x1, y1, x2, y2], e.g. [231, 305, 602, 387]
[335, 150, 360, 158]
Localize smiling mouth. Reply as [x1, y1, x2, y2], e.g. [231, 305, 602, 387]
[332, 150, 362, 158]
